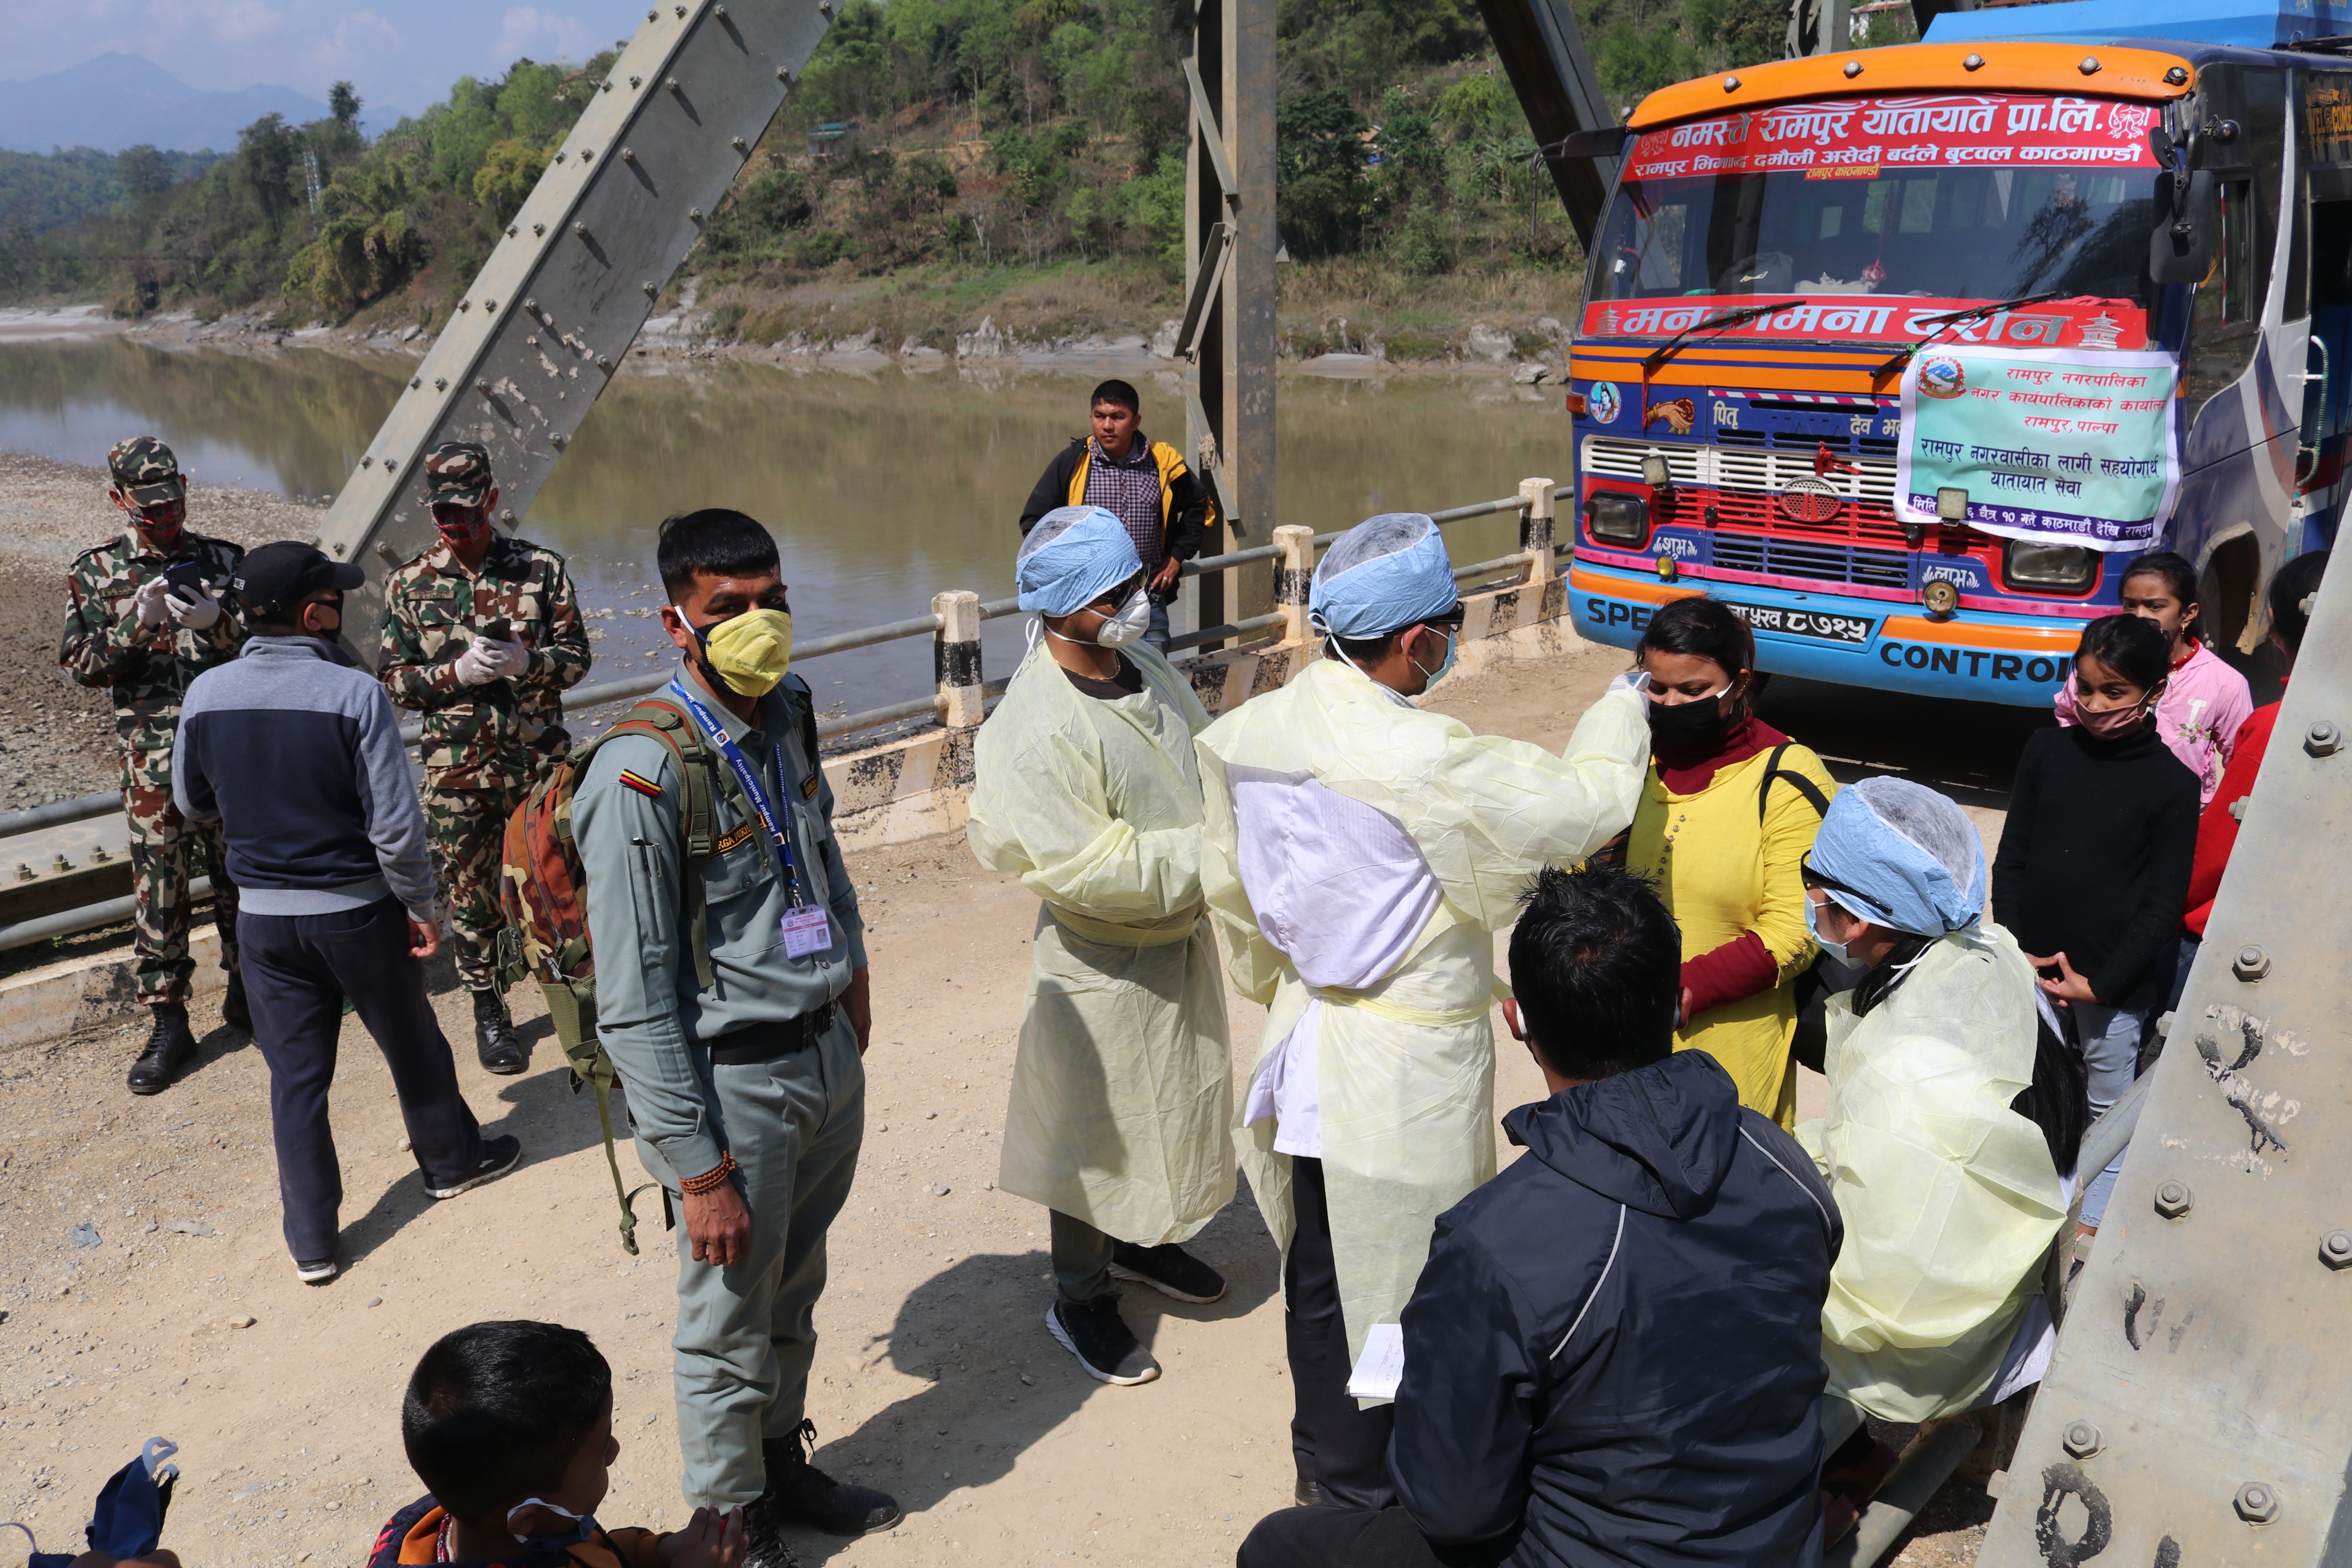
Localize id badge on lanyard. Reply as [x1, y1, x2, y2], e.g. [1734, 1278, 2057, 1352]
[670, 680, 834, 959]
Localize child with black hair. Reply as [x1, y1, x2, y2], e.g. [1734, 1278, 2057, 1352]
[370, 1322, 743, 1568]
[2051, 551, 2250, 805]
[1994, 613, 2200, 1232]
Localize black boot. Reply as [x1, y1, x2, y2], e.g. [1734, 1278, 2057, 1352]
[127, 1003, 197, 1094]
[760, 1419, 901, 1537]
[221, 968, 252, 1033]
[472, 989, 526, 1075]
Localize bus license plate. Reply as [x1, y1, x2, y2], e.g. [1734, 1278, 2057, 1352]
[1723, 604, 1875, 645]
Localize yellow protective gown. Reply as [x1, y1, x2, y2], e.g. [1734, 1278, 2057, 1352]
[1626, 743, 1836, 1127]
[1196, 659, 1649, 1368]
[1796, 924, 2066, 1421]
[966, 639, 1235, 1245]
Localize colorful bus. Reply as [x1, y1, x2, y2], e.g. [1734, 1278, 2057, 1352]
[1565, 17, 2348, 703]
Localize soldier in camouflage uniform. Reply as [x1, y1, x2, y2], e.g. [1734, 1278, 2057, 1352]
[378, 442, 591, 1073]
[60, 437, 250, 1093]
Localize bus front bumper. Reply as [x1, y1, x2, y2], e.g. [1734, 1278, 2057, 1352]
[1566, 560, 2079, 708]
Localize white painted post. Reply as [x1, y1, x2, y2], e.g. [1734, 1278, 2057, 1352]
[1519, 477, 1557, 586]
[1274, 524, 1315, 646]
[934, 590, 985, 728]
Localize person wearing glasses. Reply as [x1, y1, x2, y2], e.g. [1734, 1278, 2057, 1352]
[60, 436, 250, 1094]
[379, 441, 591, 1074]
[1196, 514, 1650, 1512]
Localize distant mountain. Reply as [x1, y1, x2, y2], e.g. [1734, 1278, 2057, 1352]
[0, 54, 328, 155]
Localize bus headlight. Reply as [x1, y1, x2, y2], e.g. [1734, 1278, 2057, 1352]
[1585, 492, 1648, 543]
[2002, 541, 2097, 592]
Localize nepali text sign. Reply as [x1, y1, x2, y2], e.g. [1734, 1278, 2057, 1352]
[1578, 294, 2141, 350]
[1622, 93, 2161, 182]
[1894, 345, 2178, 552]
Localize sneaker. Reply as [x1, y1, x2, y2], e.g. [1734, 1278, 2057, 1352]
[1294, 1480, 1325, 1507]
[761, 1419, 901, 1536]
[472, 990, 527, 1075]
[426, 1134, 524, 1199]
[737, 1496, 801, 1568]
[1046, 1295, 1161, 1386]
[1110, 1240, 1227, 1304]
[126, 1004, 198, 1095]
[295, 1256, 339, 1285]
[221, 971, 252, 1033]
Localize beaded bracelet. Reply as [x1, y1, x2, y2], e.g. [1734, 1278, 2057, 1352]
[681, 1152, 738, 1196]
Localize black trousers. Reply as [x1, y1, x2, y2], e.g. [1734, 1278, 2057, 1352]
[1286, 1155, 1397, 1510]
[239, 897, 485, 1260]
[1238, 1505, 1514, 1568]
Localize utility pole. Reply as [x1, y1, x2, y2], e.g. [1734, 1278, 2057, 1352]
[1180, 0, 1276, 642]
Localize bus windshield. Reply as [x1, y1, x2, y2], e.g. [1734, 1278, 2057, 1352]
[1582, 93, 2164, 349]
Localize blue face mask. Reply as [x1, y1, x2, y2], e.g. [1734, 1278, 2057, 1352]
[1412, 624, 1459, 690]
[1805, 895, 1854, 966]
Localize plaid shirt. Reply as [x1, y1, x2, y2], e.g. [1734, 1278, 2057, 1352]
[1082, 434, 1168, 568]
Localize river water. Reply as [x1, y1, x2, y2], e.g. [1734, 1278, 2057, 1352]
[0, 337, 1570, 715]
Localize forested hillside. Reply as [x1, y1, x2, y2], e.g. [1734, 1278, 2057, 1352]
[0, 0, 1910, 354]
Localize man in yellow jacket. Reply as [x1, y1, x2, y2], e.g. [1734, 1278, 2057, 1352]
[1196, 514, 1650, 1511]
[1018, 379, 1212, 653]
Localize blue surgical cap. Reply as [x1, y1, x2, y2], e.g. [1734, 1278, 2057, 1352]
[1016, 506, 1145, 616]
[1309, 513, 1459, 640]
[1808, 776, 1987, 937]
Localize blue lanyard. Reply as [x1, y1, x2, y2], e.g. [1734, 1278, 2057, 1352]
[668, 678, 806, 906]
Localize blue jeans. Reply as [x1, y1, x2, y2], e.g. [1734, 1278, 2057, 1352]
[1147, 594, 1172, 654]
[2074, 1001, 2150, 1226]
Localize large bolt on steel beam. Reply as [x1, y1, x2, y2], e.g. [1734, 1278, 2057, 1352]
[2321, 1229, 2352, 1269]
[2061, 1421, 2102, 1459]
[2235, 1482, 2280, 1524]
[2234, 945, 2272, 981]
[2155, 1180, 2194, 1218]
[2307, 719, 2342, 756]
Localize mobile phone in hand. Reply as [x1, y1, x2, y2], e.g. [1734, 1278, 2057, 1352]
[480, 617, 513, 642]
[162, 561, 207, 599]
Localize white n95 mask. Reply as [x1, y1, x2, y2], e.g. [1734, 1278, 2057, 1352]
[1094, 588, 1152, 649]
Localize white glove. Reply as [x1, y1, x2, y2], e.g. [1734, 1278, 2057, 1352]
[456, 635, 528, 685]
[165, 586, 221, 630]
[133, 577, 173, 628]
[1605, 669, 1653, 697]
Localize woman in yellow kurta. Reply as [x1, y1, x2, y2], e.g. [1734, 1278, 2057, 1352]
[1624, 598, 1835, 1126]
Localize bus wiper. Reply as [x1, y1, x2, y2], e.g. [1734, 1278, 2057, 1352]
[1872, 290, 2071, 379]
[1641, 300, 1803, 375]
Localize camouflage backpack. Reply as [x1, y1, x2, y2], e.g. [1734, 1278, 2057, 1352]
[500, 682, 821, 1252]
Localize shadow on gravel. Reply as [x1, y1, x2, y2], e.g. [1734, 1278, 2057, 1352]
[786, 1182, 1280, 1563]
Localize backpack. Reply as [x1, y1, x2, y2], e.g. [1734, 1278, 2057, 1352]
[1755, 743, 1857, 1074]
[499, 677, 823, 1252]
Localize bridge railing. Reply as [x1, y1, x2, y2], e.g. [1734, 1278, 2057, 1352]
[0, 479, 1570, 951]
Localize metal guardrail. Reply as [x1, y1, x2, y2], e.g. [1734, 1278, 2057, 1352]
[0, 481, 1575, 952]
[0, 483, 1574, 849]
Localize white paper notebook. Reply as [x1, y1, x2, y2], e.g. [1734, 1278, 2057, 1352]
[1345, 1322, 1406, 1400]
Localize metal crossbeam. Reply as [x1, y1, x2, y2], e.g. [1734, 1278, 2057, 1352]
[312, 0, 834, 657]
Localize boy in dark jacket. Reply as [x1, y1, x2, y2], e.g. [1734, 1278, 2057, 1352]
[1238, 864, 1841, 1568]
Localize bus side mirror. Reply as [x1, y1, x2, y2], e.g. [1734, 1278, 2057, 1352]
[1548, 126, 1635, 160]
[2151, 169, 2216, 285]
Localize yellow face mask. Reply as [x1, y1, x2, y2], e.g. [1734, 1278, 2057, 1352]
[677, 605, 793, 697]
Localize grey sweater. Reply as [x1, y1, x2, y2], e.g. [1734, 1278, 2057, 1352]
[173, 636, 439, 921]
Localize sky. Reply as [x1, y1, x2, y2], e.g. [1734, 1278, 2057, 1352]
[0, 0, 655, 128]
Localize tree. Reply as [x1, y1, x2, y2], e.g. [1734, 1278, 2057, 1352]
[234, 114, 299, 227]
[287, 162, 421, 312]
[116, 145, 175, 204]
[1277, 88, 1368, 256]
[329, 82, 361, 126]
[472, 138, 549, 223]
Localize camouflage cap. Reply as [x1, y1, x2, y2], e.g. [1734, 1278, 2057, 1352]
[108, 436, 185, 507]
[423, 440, 494, 507]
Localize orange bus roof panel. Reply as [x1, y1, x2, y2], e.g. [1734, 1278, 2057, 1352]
[1629, 43, 2194, 128]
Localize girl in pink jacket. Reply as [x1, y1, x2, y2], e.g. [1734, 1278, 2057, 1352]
[2054, 552, 2251, 806]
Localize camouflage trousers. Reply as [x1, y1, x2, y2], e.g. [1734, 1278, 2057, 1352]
[423, 780, 526, 995]
[124, 748, 241, 1007]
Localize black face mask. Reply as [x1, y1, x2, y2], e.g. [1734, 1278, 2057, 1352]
[1647, 691, 1731, 750]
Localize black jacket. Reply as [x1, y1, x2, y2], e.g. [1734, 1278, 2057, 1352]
[1017, 436, 1211, 568]
[1991, 722, 2199, 1011]
[1391, 1049, 1840, 1568]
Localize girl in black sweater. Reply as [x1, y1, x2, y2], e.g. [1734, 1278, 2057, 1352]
[1993, 613, 2200, 1231]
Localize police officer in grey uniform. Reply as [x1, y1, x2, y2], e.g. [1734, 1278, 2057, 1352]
[572, 508, 897, 1563]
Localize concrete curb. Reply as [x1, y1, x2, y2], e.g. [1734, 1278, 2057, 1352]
[0, 926, 226, 1055]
